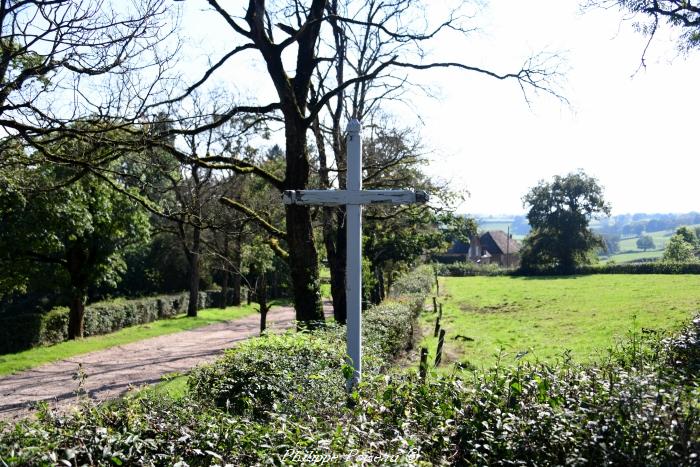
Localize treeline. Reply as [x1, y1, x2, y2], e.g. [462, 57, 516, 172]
[596, 212, 700, 236]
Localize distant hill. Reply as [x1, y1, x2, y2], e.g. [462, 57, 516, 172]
[467, 212, 700, 264]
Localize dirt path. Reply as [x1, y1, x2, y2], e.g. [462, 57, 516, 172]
[0, 303, 332, 422]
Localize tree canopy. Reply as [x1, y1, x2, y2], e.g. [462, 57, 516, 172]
[0, 139, 149, 338]
[521, 171, 611, 273]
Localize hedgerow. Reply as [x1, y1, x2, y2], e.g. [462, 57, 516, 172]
[438, 261, 700, 277]
[436, 261, 509, 277]
[1, 269, 699, 466]
[0, 292, 212, 354]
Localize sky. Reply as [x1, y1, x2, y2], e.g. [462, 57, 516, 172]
[179, 1, 700, 216]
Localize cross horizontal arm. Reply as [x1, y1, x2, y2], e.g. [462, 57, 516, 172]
[282, 189, 429, 206]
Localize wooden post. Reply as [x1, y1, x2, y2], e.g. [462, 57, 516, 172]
[419, 347, 429, 382]
[434, 266, 439, 295]
[435, 329, 446, 367]
[432, 296, 437, 314]
[434, 314, 441, 338]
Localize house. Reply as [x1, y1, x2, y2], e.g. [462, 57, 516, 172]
[468, 230, 521, 267]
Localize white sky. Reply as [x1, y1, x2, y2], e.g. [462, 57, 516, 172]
[179, 1, 700, 216]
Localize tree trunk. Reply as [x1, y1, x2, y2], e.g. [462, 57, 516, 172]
[286, 205, 324, 324]
[258, 273, 269, 334]
[231, 236, 242, 306]
[325, 208, 347, 323]
[313, 113, 347, 324]
[220, 268, 229, 309]
[284, 119, 324, 325]
[68, 290, 86, 340]
[187, 227, 201, 317]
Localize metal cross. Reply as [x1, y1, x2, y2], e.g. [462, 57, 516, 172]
[283, 119, 428, 389]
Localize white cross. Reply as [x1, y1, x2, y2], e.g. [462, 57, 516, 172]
[283, 119, 428, 389]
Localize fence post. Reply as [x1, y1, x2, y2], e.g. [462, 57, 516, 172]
[432, 296, 437, 314]
[419, 347, 429, 382]
[434, 329, 446, 367]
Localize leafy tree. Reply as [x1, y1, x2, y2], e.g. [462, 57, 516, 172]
[0, 144, 149, 339]
[674, 226, 699, 247]
[663, 234, 698, 262]
[521, 171, 612, 273]
[601, 233, 621, 254]
[636, 235, 656, 251]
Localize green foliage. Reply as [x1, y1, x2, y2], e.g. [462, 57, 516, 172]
[636, 234, 655, 251]
[1, 303, 698, 465]
[521, 170, 611, 273]
[454, 322, 700, 465]
[663, 234, 698, 263]
[188, 271, 430, 418]
[0, 293, 211, 354]
[436, 261, 508, 277]
[438, 213, 478, 245]
[0, 143, 149, 298]
[579, 262, 700, 274]
[675, 226, 699, 247]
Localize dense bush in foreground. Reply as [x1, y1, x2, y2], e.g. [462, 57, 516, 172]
[1, 269, 698, 466]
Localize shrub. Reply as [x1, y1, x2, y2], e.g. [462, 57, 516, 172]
[0, 291, 214, 354]
[516, 262, 700, 276]
[389, 265, 435, 295]
[436, 261, 509, 277]
[188, 290, 427, 419]
[453, 324, 700, 465]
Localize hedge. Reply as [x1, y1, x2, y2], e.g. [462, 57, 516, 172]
[187, 267, 432, 419]
[517, 261, 700, 276]
[0, 292, 213, 354]
[436, 261, 510, 277]
[438, 261, 700, 277]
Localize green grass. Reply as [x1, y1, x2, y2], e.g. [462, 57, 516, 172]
[422, 275, 700, 370]
[603, 250, 664, 263]
[0, 305, 258, 376]
[602, 225, 700, 263]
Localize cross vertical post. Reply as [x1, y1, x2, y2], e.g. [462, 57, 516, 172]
[345, 118, 363, 390]
[281, 118, 428, 391]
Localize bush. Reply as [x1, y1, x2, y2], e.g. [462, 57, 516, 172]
[517, 262, 700, 276]
[0, 291, 214, 354]
[436, 261, 509, 277]
[188, 287, 427, 419]
[453, 321, 700, 465]
[389, 265, 435, 295]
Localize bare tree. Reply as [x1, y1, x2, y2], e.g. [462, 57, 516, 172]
[131, 0, 563, 325]
[586, 1, 700, 66]
[0, 0, 176, 137]
[308, 0, 562, 322]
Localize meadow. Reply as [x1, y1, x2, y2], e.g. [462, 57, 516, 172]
[421, 275, 700, 369]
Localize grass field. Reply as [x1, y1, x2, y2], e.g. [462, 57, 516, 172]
[0, 305, 258, 376]
[421, 275, 700, 370]
[602, 224, 700, 263]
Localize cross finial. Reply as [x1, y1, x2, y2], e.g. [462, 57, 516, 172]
[347, 118, 361, 136]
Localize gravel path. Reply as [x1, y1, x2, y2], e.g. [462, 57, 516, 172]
[0, 303, 332, 421]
